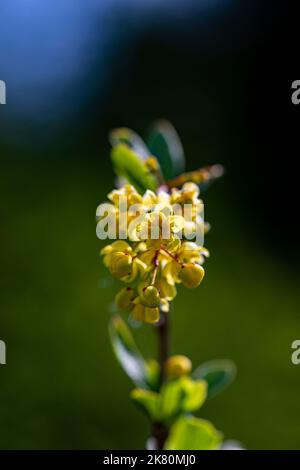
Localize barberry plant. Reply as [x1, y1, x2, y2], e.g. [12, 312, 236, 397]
[96, 120, 237, 450]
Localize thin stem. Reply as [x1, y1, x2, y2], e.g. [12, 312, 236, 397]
[160, 247, 181, 265]
[157, 310, 169, 383]
[150, 266, 158, 285]
[151, 421, 168, 451]
[151, 309, 169, 450]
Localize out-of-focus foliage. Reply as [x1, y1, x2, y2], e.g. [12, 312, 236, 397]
[110, 145, 158, 193]
[146, 120, 185, 180]
[192, 360, 236, 399]
[165, 416, 222, 450]
[109, 316, 149, 389]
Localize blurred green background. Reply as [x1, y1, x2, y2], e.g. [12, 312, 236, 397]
[1, 0, 299, 450]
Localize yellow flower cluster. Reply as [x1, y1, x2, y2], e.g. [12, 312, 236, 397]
[99, 182, 209, 324]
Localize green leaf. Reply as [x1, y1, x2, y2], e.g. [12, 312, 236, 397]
[111, 144, 158, 194]
[157, 377, 207, 421]
[158, 379, 185, 421]
[164, 416, 223, 450]
[131, 388, 159, 420]
[146, 120, 185, 180]
[109, 128, 150, 159]
[180, 378, 207, 413]
[192, 359, 236, 399]
[145, 359, 161, 392]
[109, 315, 148, 388]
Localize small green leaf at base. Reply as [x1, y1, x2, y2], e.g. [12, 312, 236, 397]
[164, 416, 223, 450]
[158, 379, 185, 421]
[131, 388, 159, 420]
[180, 378, 207, 413]
[158, 377, 207, 421]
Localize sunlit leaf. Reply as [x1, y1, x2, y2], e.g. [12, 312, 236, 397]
[109, 315, 148, 388]
[111, 144, 158, 193]
[109, 128, 150, 159]
[158, 379, 184, 420]
[164, 416, 222, 450]
[157, 377, 207, 420]
[192, 359, 236, 399]
[131, 388, 159, 420]
[146, 120, 185, 180]
[180, 378, 207, 413]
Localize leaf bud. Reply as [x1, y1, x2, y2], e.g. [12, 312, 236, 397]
[165, 355, 192, 379]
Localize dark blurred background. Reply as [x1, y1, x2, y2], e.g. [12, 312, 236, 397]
[1, 0, 299, 449]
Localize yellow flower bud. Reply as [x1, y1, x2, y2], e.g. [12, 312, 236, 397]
[109, 251, 132, 278]
[179, 263, 205, 288]
[109, 241, 132, 253]
[165, 355, 192, 379]
[132, 304, 159, 324]
[144, 307, 159, 324]
[140, 286, 160, 308]
[132, 304, 144, 322]
[100, 244, 113, 255]
[115, 287, 135, 312]
[181, 182, 199, 200]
